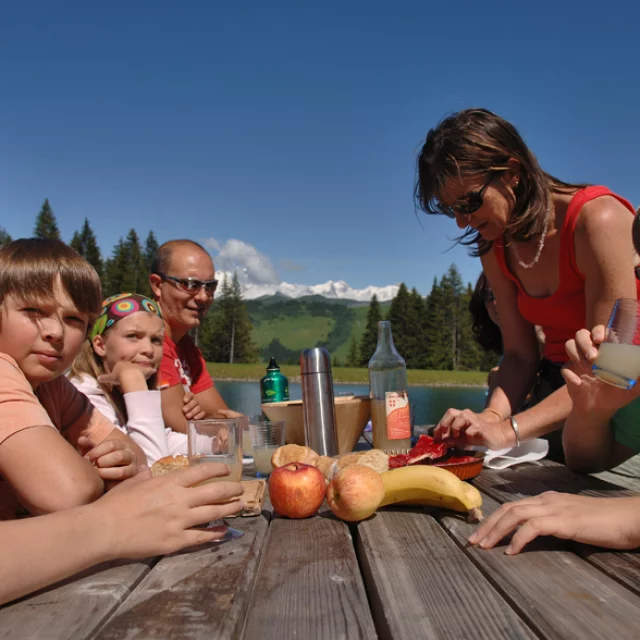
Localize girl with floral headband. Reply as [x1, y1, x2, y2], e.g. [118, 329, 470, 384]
[69, 293, 193, 465]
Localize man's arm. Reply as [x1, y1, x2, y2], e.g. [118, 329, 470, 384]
[161, 384, 232, 434]
[0, 427, 104, 515]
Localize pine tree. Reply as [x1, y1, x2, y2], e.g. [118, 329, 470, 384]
[386, 283, 413, 361]
[423, 277, 449, 369]
[70, 218, 103, 277]
[34, 199, 61, 240]
[144, 230, 159, 275]
[200, 273, 257, 364]
[345, 336, 359, 367]
[0, 226, 12, 247]
[103, 238, 128, 297]
[358, 294, 382, 366]
[458, 282, 485, 370]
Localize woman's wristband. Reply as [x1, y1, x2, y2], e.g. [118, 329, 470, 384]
[508, 416, 521, 447]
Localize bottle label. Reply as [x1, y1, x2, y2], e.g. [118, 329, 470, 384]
[384, 391, 411, 439]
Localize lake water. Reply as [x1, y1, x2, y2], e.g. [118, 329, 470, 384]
[215, 380, 487, 426]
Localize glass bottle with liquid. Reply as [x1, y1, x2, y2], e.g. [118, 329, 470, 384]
[368, 321, 412, 452]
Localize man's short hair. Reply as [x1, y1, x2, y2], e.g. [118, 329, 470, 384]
[150, 239, 210, 275]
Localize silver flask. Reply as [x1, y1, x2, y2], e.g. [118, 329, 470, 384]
[300, 347, 338, 456]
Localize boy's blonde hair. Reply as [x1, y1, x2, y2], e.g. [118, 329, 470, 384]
[0, 238, 102, 326]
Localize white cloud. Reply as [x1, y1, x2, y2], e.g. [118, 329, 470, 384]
[204, 238, 280, 286]
[201, 236, 221, 252]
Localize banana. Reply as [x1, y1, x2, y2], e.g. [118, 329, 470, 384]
[380, 465, 483, 522]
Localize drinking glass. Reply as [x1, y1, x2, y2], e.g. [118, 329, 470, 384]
[249, 418, 285, 478]
[187, 418, 244, 542]
[239, 415, 254, 465]
[592, 298, 640, 389]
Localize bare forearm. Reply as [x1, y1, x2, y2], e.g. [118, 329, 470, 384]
[487, 353, 538, 418]
[563, 408, 617, 473]
[0, 505, 111, 605]
[511, 384, 573, 441]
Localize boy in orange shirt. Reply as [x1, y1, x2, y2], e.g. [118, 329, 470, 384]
[0, 238, 145, 518]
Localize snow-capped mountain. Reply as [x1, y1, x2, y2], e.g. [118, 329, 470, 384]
[239, 279, 400, 302]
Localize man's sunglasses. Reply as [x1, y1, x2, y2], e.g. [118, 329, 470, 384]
[438, 173, 497, 218]
[158, 273, 219, 295]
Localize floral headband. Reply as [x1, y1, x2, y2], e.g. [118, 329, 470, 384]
[91, 293, 163, 338]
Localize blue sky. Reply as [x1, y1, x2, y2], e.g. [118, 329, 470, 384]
[1, 1, 639, 295]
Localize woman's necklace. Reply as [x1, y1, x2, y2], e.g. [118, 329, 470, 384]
[511, 202, 551, 270]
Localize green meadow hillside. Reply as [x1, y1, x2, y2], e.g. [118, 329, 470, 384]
[245, 294, 391, 365]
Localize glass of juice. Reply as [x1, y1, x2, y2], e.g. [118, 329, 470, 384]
[187, 418, 244, 541]
[592, 298, 640, 389]
[249, 419, 285, 478]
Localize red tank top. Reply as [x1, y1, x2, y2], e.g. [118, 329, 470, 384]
[494, 186, 639, 363]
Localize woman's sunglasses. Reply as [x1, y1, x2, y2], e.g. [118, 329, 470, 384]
[437, 173, 497, 218]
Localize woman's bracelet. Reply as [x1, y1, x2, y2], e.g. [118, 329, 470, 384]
[508, 415, 521, 447]
[483, 407, 505, 422]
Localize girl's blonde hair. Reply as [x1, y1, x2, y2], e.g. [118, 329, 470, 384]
[70, 329, 160, 425]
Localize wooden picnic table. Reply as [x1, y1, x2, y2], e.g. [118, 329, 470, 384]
[2, 460, 640, 640]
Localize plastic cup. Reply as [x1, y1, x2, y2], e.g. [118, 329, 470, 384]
[249, 419, 285, 478]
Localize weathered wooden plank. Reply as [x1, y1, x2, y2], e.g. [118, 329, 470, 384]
[0, 559, 153, 640]
[241, 509, 377, 640]
[356, 507, 536, 640]
[94, 515, 268, 640]
[576, 546, 640, 597]
[440, 492, 640, 640]
[476, 462, 640, 594]
[593, 454, 640, 493]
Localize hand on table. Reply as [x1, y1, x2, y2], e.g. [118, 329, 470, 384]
[182, 392, 206, 421]
[468, 492, 640, 554]
[93, 463, 245, 557]
[563, 326, 640, 414]
[433, 408, 514, 450]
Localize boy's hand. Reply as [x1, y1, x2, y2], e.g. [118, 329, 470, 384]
[78, 436, 141, 485]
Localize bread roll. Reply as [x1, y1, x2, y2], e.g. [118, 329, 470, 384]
[271, 444, 319, 468]
[151, 455, 189, 476]
[312, 455, 337, 479]
[329, 450, 389, 478]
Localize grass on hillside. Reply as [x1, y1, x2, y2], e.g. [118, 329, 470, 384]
[206, 362, 488, 387]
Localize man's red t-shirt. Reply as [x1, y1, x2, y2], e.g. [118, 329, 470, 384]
[158, 333, 214, 394]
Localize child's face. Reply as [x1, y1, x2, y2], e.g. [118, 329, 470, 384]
[92, 311, 164, 381]
[0, 281, 90, 388]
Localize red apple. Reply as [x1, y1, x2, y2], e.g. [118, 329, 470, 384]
[269, 462, 326, 518]
[326, 465, 385, 522]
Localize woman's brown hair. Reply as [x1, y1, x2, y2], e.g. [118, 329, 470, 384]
[414, 108, 588, 256]
[0, 238, 102, 328]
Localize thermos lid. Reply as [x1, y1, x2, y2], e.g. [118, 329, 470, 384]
[300, 347, 331, 374]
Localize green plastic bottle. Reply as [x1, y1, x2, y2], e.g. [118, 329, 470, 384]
[260, 357, 290, 404]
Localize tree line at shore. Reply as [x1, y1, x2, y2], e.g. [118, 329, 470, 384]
[2, 200, 498, 372]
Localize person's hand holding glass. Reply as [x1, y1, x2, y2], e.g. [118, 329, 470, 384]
[187, 418, 244, 541]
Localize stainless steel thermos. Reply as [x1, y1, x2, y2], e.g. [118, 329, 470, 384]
[300, 347, 338, 456]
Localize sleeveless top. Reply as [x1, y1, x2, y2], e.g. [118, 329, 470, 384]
[494, 186, 639, 363]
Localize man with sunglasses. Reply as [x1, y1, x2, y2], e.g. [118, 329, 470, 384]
[149, 239, 239, 433]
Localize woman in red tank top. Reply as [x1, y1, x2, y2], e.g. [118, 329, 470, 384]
[414, 109, 638, 462]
